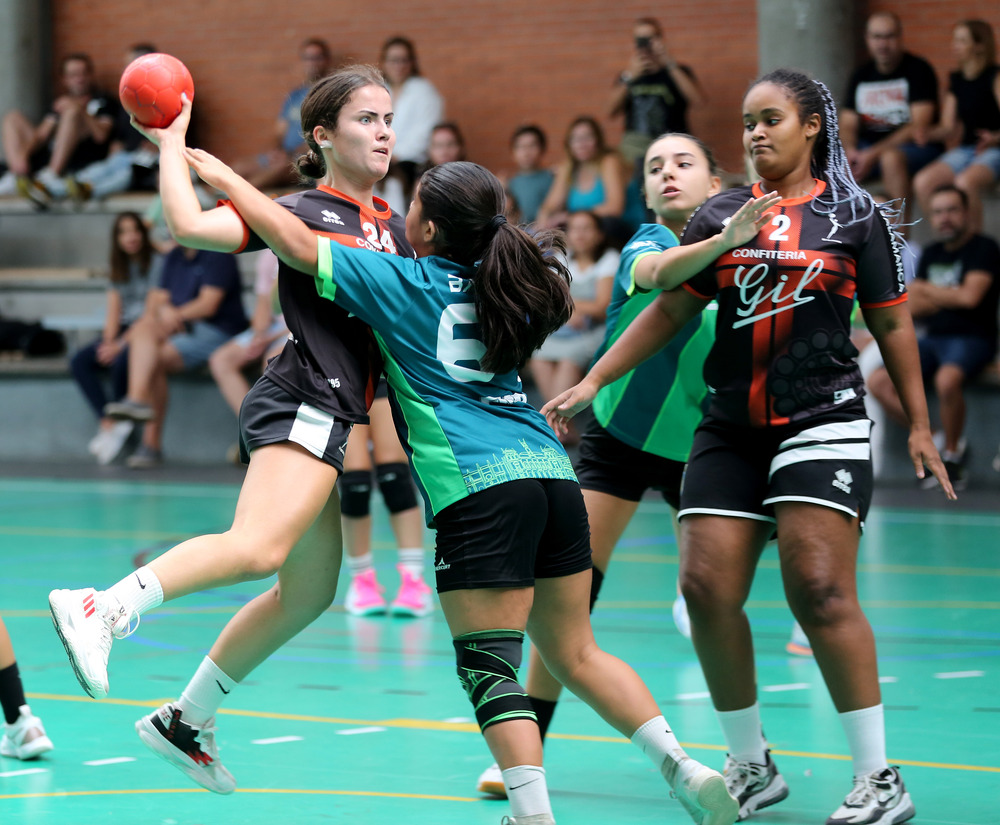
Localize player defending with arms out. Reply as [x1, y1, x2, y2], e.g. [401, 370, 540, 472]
[544, 69, 954, 825]
[48, 67, 420, 794]
[182, 146, 740, 825]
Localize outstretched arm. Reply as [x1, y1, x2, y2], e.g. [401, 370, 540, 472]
[541, 288, 706, 432]
[183, 147, 319, 276]
[130, 97, 245, 252]
[863, 302, 956, 499]
[633, 191, 781, 291]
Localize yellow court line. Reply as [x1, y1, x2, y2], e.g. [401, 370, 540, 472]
[614, 553, 1000, 578]
[0, 788, 478, 802]
[25, 693, 999, 774]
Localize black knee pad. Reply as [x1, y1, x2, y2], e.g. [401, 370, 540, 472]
[376, 462, 417, 513]
[453, 629, 535, 731]
[589, 566, 605, 612]
[339, 470, 373, 517]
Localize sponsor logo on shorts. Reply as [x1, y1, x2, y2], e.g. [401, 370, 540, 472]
[834, 387, 857, 404]
[434, 560, 451, 572]
[832, 468, 853, 494]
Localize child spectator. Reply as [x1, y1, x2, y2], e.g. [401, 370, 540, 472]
[505, 125, 554, 224]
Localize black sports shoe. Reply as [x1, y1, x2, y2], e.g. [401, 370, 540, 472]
[135, 703, 235, 793]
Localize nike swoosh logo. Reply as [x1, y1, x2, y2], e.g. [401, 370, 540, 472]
[135, 574, 146, 589]
[507, 780, 538, 791]
[216, 680, 230, 695]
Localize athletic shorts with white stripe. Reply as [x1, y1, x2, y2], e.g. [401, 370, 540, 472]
[238, 375, 354, 471]
[678, 414, 873, 528]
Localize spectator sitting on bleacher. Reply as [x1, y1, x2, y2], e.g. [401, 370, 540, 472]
[71, 211, 161, 465]
[913, 19, 1000, 234]
[536, 116, 626, 231]
[229, 38, 332, 190]
[867, 184, 1000, 490]
[503, 125, 554, 224]
[0, 52, 116, 208]
[104, 243, 247, 468]
[840, 12, 942, 225]
[208, 249, 287, 458]
[42, 44, 161, 204]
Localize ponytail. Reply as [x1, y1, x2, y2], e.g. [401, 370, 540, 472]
[417, 161, 573, 374]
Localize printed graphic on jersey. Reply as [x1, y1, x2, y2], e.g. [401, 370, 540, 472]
[321, 209, 345, 225]
[768, 330, 858, 417]
[462, 441, 576, 495]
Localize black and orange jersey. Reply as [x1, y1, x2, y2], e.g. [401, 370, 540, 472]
[225, 186, 414, 424]
[681, 180, 907, 428]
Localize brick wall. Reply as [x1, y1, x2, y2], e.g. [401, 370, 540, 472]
[50, 2, 1000, 181]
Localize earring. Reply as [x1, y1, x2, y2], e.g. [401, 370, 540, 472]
[319, 141, 332, 149]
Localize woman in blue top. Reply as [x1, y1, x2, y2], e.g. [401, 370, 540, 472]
[186, 151, 739, 825]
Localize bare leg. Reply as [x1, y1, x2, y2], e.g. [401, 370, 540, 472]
[774, 502, 880, 711]
[209, 338, 254, 416]
[341, 423, 373, 560]
[955, 164, 997, 234]
[912, 160, 954, 221]
[866, 366, 910, 429]
[934, 364, 967, 454]
[1, 111, 42, 176]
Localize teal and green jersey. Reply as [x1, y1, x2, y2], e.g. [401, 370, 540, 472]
[591, 223, 715, 462]
[316, 238, 576, 524]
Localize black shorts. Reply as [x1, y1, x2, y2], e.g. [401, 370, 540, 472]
[374, 374, 389, 400]
[679, 415, 874, 527]
[238, 376, 354, 472]
[433, 478, 592, 593]
[575, 419, 686, 509]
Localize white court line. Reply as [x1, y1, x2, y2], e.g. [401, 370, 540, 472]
[336, 726, 386, 736]
[84, 757, 136, 766]
[761, 683, 811, 692]
[442, 717, 473, 724]
[0, 768, 48, 777]
[252, 736, 304, 745]
[878, 676, 898, 683]
[934, 670, 985, 679]
[677, 691, 712, 700]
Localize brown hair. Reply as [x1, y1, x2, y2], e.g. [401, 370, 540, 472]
[958, 19, 997, 66]
[109, 211, 154, 285]
[380, 36, 421, 76]
[417, 162, 572, 372]
[295, 64, 389, 180]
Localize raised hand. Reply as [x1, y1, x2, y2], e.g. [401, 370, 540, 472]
[130, 93, 192, 148]
[183, 147, 237, 192]
[540, 380, 599, 436]
[719, 190, 782, 250]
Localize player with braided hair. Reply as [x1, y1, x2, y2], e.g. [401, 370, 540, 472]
[545, 68, 954, 825]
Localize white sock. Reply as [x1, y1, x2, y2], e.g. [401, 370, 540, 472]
[716, 703, 767, 764]
[631, 715, 685, 769]
[502, 764, 551, 818]
[839, 704, 887, 778]
[177, 656, 238, 726]
[346, 552, 374, 578]
[105, 566, 163, 616]
[397, 547, 424, 577]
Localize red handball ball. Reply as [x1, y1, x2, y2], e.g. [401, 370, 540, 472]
[119, 53, 194, 129]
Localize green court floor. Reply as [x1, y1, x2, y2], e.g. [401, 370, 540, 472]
[0, 476, 997, 824]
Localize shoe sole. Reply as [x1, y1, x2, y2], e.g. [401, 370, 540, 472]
[785, 642, 813, 656]
[477, 779, 507, 797]
[105, 406, 155, 422]
[48, 593, 107, 699]
[737, 773, 789, 820]
[345, 603, 387, 617]
[691, 774, 740, 825]
[135, 715, 235, 794]
[390, 602, 433, 618]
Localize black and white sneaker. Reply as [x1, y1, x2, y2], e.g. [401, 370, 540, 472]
[826, 766, 915, 825]
[136, 703, 235, 794]
[723, 750, 789, 820]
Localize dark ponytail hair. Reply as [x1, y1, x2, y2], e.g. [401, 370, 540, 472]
[748, 68, 877, 228]
[295, 64, 389, 181]
[417, 161, 573, 374]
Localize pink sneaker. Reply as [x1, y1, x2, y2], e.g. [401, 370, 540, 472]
[344, 569, 386, 617]
[390, 565, 434, 617]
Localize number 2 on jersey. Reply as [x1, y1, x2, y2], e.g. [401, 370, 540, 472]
[768, 214, 791, 242]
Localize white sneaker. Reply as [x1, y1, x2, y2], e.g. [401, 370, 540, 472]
[786, 621, 813, 656]
[48, 588, 137, 698]
[500, 815, 556, 825]
[664, 755, 739, 825]
[826, 766, 915, 825]
[1, 704, 54, 760]
[136, 703, 235, 794]
[95, 420, 134, 465]
[672, 591, 693, 638]
[477, 761, 507, 796]
[723, 750, 789, 820]
[0, 171, 18, 196]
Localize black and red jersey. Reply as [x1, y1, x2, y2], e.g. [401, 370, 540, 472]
[226, 186, 414, 424]
[681, 180, 907, 428]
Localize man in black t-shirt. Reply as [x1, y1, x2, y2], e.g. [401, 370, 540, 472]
[841, 12, 942, 215]
[868, 185, 1000, 487]
[0, 53, 116, 207]
[609, 17, 705, 174]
